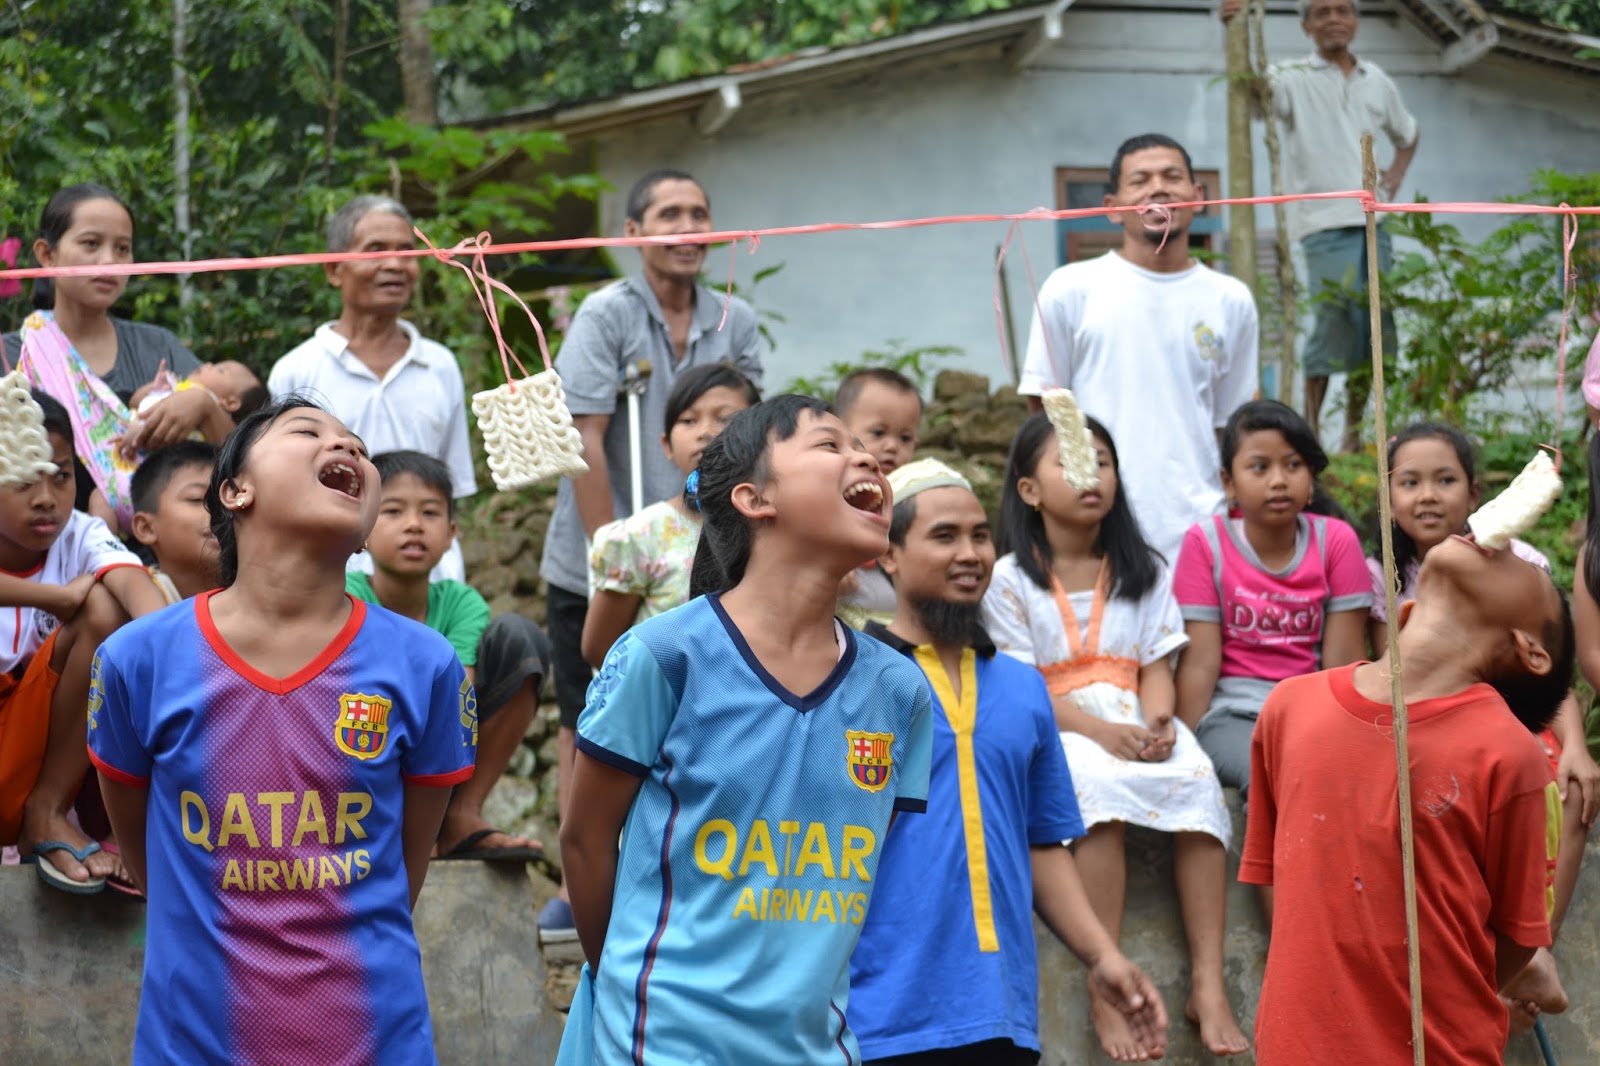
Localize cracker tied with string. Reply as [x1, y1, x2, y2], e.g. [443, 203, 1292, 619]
[1466, 450, 1562, 550]
[472, 370, 588, 492]
[0, 369, 58, 488]
[414, 227, 590, 493]
[1040, 388, 1099, 491]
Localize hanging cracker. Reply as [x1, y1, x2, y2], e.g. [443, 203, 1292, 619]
[0, 368, 58, 488]
[472, 370, 588, 492]
[1040, 388, 1099, 491]
[1466, 450, 1562, 550]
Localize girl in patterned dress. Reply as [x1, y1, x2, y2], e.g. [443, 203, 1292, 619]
[579, 363, 758, 667]
[981, 412, 1245, 1060]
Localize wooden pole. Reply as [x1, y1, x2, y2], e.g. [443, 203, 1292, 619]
[1365, 132, 1425, 1066]
[1251, 0, 1297, 405]
[1225, 9, 1258, 304]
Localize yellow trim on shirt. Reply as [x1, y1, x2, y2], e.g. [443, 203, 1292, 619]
[1544, 780, 1562, 922]
[914, 645, 998, 953]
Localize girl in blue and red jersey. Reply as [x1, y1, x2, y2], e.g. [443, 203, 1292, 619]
[89, 396, 475, 1066]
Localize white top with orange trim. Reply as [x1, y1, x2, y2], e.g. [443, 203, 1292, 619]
[0, 510, 142, 673]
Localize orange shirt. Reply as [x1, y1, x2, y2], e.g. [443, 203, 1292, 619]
[1241, 665, 1553, 1065]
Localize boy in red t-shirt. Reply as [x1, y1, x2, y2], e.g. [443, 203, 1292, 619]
[1241, 533, 1574, 1064]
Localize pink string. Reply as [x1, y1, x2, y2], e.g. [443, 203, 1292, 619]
[716, 236, 761, 333]
[413, 227, 553, 392]
[14, 191, 1600, 284]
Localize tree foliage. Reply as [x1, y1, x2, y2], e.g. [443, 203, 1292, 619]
[1495, 0, 1600, 38]
[0, 0, 596, 390]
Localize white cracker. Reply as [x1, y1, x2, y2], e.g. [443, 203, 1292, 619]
[1040, 388, 1099, 491]
[1466, 450, 1562, 550]
[0, 369, 59, 488]
[472, 369, 589, 492]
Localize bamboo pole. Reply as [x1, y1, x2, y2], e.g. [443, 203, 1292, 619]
[1365, 132, 1425, 1066]
[1251, 0, 1297, 405]
[1225, 9, 1258, 299]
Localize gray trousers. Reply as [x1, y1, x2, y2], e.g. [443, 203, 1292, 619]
[1193, 676, 1277, 799]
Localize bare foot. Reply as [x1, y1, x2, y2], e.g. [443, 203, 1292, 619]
[1503, 947, 1567, 1017]
[1186, 986, 1250, 1057]
[1502, 992, 1539, 1040]
[1092, 991, 1154, 1062]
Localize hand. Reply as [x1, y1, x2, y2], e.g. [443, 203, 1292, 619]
[1557, 740, 1600, 827]
[1219, 0, 1243, 19]
[87, 487, 121, 539]
[1378, 169, 1402, 201]
[1139, 716, 1177, 763]
[1088, 952, 1169, 1060]
[124, 387, 215, 454]
[837, 570, 860, 599]
[1089, 721, 1153, 761]
[51, 574, 97, 625]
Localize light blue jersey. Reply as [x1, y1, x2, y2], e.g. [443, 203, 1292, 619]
[573, 595, 933, 1066]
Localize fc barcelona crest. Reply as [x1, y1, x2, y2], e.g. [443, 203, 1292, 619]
[845, 730, 895, 793]
[335, 693, 392, 761]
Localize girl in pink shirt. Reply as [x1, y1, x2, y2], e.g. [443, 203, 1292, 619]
[1173, 400, 1371, 796]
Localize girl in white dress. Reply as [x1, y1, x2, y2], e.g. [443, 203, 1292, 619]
[981, 412, 1246, 1060]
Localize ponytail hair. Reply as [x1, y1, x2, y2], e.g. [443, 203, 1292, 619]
[688, 393, 833, 599]
[32, 183, 133, 311]
[206, 395, 325, 587]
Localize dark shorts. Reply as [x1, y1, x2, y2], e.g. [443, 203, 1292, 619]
[1301, 223, 1398, 377]
[866, 1039, 1039, 1066]
[546, 583, 592, 731]
[475, 614, 551, 720]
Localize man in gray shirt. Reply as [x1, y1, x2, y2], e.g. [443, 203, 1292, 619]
[538, 170, 763, 938]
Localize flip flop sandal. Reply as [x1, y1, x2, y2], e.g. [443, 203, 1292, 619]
[24, 839, 108, 895]
[435, 827, 546, 864]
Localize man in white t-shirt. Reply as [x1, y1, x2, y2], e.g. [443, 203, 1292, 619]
[1019, 134, 1259, 562]
[1221, 0, 1418, 451]
[268, 195, 476, 581]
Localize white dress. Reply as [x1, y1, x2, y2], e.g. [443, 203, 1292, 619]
[981, 554, 1231, 846]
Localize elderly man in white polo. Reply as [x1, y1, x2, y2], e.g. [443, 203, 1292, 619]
[269, 195, 477, 580]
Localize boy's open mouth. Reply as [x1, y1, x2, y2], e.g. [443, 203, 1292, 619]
[844, 480, 885, 514]
[318, 460, 363, 499]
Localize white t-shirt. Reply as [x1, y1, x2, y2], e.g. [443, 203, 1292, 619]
[1269, 53, 1419, 240]
[0, 511, 143, 674]
[1017, 252, 1259, 562]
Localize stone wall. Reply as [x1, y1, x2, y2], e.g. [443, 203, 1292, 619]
[6, 798, 1596, 1065]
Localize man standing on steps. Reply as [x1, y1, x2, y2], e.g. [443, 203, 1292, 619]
[1221, 0, 1419, 452]
[1018, 133, 1259, 564]
[536, 169, 763, 941]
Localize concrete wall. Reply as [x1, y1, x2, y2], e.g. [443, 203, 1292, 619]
[6, 804, 1597, 1064]
[578, 3, 1600, 392]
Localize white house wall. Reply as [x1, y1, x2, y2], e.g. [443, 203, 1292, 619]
[584, 6, 1600, 390]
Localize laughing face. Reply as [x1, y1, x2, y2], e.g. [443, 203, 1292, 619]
[626, 178, 712, 287]
[882, 484, 995, 607]
[221, 406, 379, 556]
[755, 409, 892, 565]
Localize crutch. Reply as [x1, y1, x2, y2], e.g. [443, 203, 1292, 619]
[619, 359, 653, 516]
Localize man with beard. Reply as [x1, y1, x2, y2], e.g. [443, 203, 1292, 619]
[1017, 134, 1258, 562]
[852, 459, 1167, 1065]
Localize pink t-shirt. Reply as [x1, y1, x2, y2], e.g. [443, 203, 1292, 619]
[1174, 514, 1373, 682]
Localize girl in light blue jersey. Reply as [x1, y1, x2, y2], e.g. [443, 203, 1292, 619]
[559, 394, 934, 1066]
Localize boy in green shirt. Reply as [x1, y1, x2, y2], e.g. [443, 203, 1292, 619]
[348, 450, 551, 861]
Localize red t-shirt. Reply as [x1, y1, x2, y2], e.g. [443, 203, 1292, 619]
[1241, 665, 1553, 1065]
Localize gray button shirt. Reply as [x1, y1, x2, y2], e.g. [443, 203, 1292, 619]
[539, 276, 764, 596]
